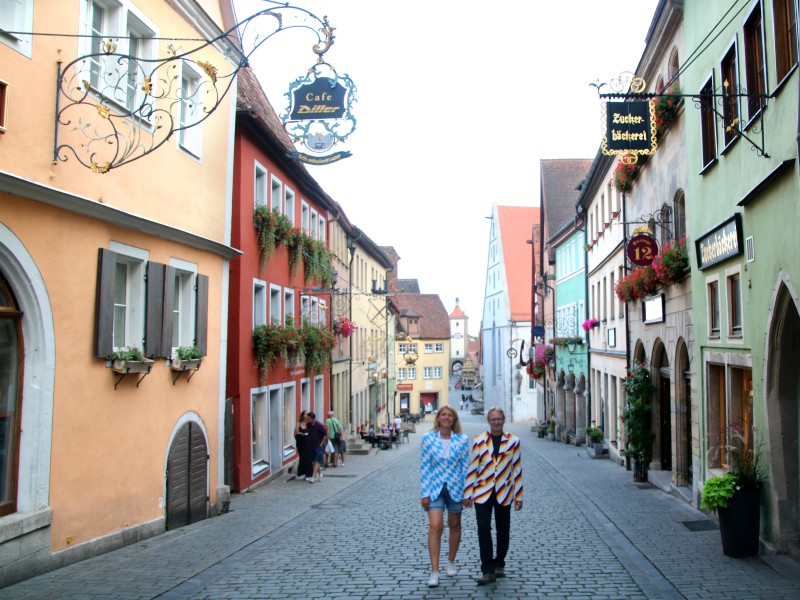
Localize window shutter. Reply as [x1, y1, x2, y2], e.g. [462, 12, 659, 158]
[161, 265, 176, 355]
[146, 262, 165, 358]
[195, 273, 208, 355]
[94, 247, 116, 358]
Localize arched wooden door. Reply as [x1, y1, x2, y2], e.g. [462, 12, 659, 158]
[166, 421, 208, 530]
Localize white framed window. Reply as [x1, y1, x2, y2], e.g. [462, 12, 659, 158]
[269, 284, 281, 325]
[253, 279, 267, 326]
[728, 272, 743, 337]
[251, 388, 270, 475]
[318, 215, 326, 242]
[319, 299, 327, 326]
[284, 288, 295, 326]
[254, 162, 268, 208]
[109, 241, 148, 350]
[423, 367, 432, 379]
[433, 367, 442, 379]
[398, 367, 407, 381]
[398, 343, 408, 354]
[435, 343, 444, 353]
[407, 367, 417, 380]
[178, 61, 203, 158]
[80, 0, 157, 113]
[0, 0, 34, 57]
[301, 295, 310, 323]
[169, 259, 197, 352]
[310, 296, 319, 325]
[270, 175, 283, 213]
[708, 278, 721, 338]
[282, 383, 296, 457]
[285, 187, 296, 225]
[301, 201, 310, 234]
[310, 208, 318, 239]
[424, 343, 433, 354]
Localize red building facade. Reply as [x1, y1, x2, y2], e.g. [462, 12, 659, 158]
[228, 67, 336, 492]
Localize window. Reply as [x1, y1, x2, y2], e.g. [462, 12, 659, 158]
[109, 245, 147, 350]
[178, 62, 203, 157]
[728, 273, 742, 336]
[301, 201, 309, 234]
[398, 343, 408, 354]
[285, 187, 296, 225]
[81, 1, 156, 112]
[0, 276, 22, 515]
[659, 204, 671, 249]
[774, 0, 798, 81]
[270, 175, 282, 213]
[423, 367, 432, 379]
[407, 367, 416, 380]
[251, 390, 269, 474]
[609, 272, 615, 321]
[709, 280, 721, 338]
[0, 0, 33, 57]
[283, 384, 295, 456]
[720, 44, 740, 146]
[253, 280, 267, 326]
[433, 367, 443, 379]
[668, 47, 680, 86]
[673, 190, 686, 241]
[435, 343, 444, 353]
[618, 267, 625, 317]
[310, 209, 318, 239]
[270, 285, 281, 325]
[424, 343, 433, 354]
[743, 3, 766, 120]
[310, 296, 319, 324]
[0, 79, 7, 133]
[318, 215, 325, 242]
[700, 76, 717, 168]
[284, 289, 295, 326]
[301, 295, 310, 323]
[169, 263, 196, 351]
[318, 299, 326, 326]
[254, 163, 268, 208]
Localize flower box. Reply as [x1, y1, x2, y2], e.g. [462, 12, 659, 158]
[112, 358, 154, 374]
[171, 357, 202, 372]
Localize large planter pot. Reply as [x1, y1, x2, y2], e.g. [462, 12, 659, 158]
[718, 487, 761, 558]
[633, 458, 648, 482]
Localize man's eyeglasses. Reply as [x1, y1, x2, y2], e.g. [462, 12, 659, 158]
[488, 418, 504, 422]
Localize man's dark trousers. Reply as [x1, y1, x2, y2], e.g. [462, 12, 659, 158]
[475, 491, 511, 574]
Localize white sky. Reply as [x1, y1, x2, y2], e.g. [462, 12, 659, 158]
[233, 0, 660, 326]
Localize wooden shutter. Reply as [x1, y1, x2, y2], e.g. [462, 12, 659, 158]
[195, 273, 208, 355]
[93, 248, 116, 358]
[145, 262, 165, 358]
[161, 266, 176, 356]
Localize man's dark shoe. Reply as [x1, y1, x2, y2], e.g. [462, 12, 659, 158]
[494, 567, 505, 578]
[476, 573, 496, 586]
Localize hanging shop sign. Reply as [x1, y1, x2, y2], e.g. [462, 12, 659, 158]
[627, 232, 659, 266]
[602, 101, 657, 157]
[695, 214, 743, 270]
[283, 64, 357, 165]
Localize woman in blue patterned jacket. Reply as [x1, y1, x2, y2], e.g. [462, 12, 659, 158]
[420, 405, 470, 588]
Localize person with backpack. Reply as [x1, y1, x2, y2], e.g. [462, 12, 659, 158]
[325, 411, 343, 468]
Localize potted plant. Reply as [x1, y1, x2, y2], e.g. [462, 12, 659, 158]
[586, 426, 605, 455]
[701, 429, 766, 558]
[652, 236, 689, 286]
[582, 318, 599, 331]
[621, 362, 654, 482]
[111, 346, 153, 374]
[332, 316, 356, 337]
[172, 345, 203, 371]
[547, 420, 556, 441]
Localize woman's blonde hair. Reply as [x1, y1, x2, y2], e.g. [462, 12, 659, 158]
[432, 405, 462, 434]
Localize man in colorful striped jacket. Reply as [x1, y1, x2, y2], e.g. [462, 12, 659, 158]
[463, 406, 523, 585]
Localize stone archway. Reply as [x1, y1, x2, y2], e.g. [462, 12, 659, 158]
[674, 340, 692, 487]
[766, 282, 800, 552]
[652, 341, 672, 472]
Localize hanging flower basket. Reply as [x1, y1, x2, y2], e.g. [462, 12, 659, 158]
[332, 316, 356, 337]
[653, 82, 681, 137]
[614, 155, 640, 193]
[582, 318, 599, 331]
[652, 236, 688, 286]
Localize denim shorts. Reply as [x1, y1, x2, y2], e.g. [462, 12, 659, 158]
[428, 484, 463, 513]
[313, 446, 324, 463]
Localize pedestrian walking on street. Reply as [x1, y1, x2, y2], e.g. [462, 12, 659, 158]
[463, 406, 523, 585]
[325, 411, 342, 468]
[420, 406, 470, 588]
[305, 411, 328, 483]
[293, 410, 312, 479]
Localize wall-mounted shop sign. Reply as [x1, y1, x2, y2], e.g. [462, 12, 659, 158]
[397, 384, 414, 391]
[695, 214, 743, 270]
[602, 101, 657, 158]
[283, 64, 357, 165]
[643, 294, 665, 324]
[627, 232, 659, 266]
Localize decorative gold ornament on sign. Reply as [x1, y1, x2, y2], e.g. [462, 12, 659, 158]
[96, 104, 110, 119]
[82, 80, 90, 92]
[631, 225, 653, 236]
[142, 77, 152, 95]
[91, 161, 111, 174]
[621, 152, 639, 165]
[312, 20, 335, 58]
[102, 39, 117, 54]
[197, 61, 218, 84]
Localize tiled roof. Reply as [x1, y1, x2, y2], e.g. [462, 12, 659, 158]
[540, 159, 593, 260]
[394, 293, 450, 339]
[397, 279, 421, 294]
[497, 206, 540, 322]
[449, 305, 466, 319]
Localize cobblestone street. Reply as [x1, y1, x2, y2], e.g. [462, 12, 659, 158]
[3, 411, 799, 599]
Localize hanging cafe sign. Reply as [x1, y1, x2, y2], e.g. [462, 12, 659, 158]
[53, 1, 356, 173]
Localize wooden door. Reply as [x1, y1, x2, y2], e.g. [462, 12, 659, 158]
[166, 421, 208, 530]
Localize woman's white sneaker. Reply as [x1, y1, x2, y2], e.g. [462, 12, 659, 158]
[446, 561, 457, 576]
[427, 571, 439, 587]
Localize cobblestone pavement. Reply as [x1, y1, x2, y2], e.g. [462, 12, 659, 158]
[3, 411, 800, 599]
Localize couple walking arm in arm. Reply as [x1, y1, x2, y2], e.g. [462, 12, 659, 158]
[420, 405, 522, 588]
